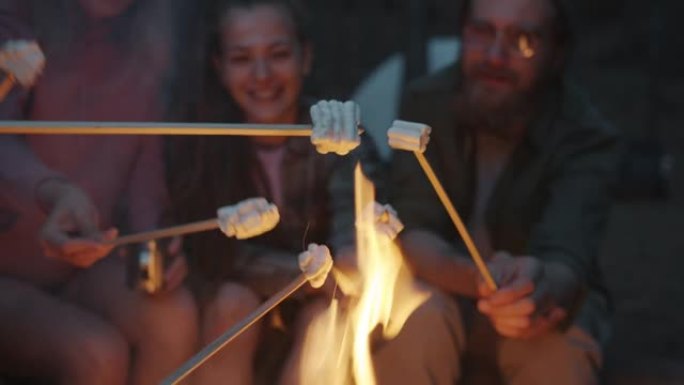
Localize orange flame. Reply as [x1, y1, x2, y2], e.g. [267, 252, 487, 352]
[298, 164, 430, 385]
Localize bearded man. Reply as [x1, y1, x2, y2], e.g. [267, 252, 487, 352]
[389, 0, 620, 383]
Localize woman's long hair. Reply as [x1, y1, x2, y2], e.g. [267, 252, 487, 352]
[166, 0, 312, 281]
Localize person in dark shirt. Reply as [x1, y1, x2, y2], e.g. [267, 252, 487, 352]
[390, 0, 620, 383]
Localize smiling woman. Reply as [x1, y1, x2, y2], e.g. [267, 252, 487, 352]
[165, 1, 384, 385]
[214, 0, 312, 129]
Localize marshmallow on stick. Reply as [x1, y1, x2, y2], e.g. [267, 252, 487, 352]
[160, 243, 333, 385]
[310, 100, 361, 155]
[217, 197, 280, 240]
[112, 197, 279, 246]
[387, 119, 498, 291]
[387, 120, 431, 153]
[0, 40, 45, 100]
[357, 201, 404, 241]
[373, 202, 404, 240]
[298, 243, 334, 289]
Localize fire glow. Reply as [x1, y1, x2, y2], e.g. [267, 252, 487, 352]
[298, 164, 430, 385]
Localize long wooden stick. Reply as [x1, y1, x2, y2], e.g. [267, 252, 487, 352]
[414, 151, 498, 291]
[0, 121, 312, 137]
[160, 274, 309, 385]
[110, 219, 219, 247]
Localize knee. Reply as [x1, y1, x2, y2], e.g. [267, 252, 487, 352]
[371, 292, 465, 385]
[203, 283, 260, 338]
[60, 325, 128, 384]
[499, 328, 602, 384]
[405, 290, 466, 349]
[136, 287, 199, 346]
[160, 287, 198, 330]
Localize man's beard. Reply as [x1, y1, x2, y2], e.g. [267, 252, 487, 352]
[455, 66, 549, 141]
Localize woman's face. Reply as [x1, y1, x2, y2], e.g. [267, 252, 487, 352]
[216, 5, 311, 124]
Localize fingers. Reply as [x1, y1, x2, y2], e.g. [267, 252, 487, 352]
[40, 219, 72, 252]
[477, 255, 569, 339]
[492, 307, 568, 339]
[481, 279, 535, 307]
[478, 297, 535, 318]
[42, 238, 112, 267]
[41, 223, 117, 267]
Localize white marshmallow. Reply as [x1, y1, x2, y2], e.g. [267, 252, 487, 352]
[357, 202, 404, 240]
[387, 120, 432, 153]
[298, 243, 333, 289]
[311, 100, 361, 155]
[0, 40, 45, 87]
[373, 202, 404, 240]
[217, 197, 280, 240]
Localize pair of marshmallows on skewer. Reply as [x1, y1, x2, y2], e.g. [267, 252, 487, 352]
[217, 106, 428, 287]
[309, 100, 431, 155]
[214, 197, 403, 289]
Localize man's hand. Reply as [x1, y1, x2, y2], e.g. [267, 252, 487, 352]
[476, 252, 577, 339]
[38, 178, 117, 267]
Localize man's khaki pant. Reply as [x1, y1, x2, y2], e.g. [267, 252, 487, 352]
[372, 292, 601, 385]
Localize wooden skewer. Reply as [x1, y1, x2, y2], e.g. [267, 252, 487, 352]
[110, 219, 219, 247]
[0, 120, 312, 137]
[160, 274, 309, 385]
[413, 151, 498, 291]
[0, 73, 16, 102]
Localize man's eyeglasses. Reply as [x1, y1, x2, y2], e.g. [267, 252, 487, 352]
[463, 20, 542, 59]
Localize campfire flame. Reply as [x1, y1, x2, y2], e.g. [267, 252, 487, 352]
[298, 164, 430, 385]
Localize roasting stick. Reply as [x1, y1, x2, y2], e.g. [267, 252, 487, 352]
[161, 275, 307, 385]
[388, 120, 498, 291]
[413, 151, 497, 290]
[112, 198, 280, 247]
[160, 245, 333, 385]
[110, 219, 219, 247]
[0, 120, 312, 137]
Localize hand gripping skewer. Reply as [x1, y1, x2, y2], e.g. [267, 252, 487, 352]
[388, 120, 498, 291]
[160, 244, 334, 385]
[111, 198, 280, 247]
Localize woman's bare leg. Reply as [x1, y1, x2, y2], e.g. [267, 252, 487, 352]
[194, 282, 261, 385]
[0, 276, 129, 385]
[65, 256, 198, 385]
